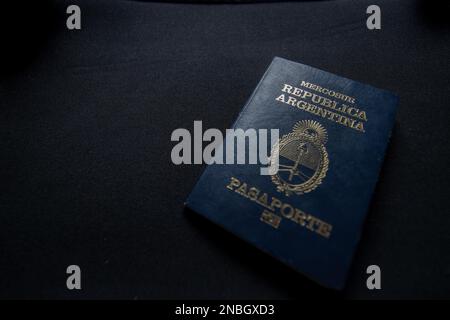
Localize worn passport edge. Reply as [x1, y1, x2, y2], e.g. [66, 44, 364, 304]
[185, 56, 399, 291]
[273, 56, 400, 100]
[342, 102, 398, 286]
[187, 202, 337, 289]
[328, 61, 399, 289]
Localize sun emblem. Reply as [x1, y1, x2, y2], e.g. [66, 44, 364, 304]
[270, 120, 329, 196]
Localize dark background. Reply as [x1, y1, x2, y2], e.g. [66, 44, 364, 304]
[0, 0, 449, 299]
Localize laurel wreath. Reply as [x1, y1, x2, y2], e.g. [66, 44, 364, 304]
[270, 131, 329, 196]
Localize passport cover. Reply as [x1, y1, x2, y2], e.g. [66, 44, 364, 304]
[185, 57, 398, 289]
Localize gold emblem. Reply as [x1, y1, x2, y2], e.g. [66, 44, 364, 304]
[270, 120, 329, 196]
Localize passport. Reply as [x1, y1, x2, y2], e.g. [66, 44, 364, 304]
[185, 57, 398, 289]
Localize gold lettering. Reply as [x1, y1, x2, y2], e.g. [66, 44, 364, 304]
[226, 177, 241, 190]
[258, 193, 269, 207]
[260, 210, 281, 229]
[280, 203, 295, 219]
[270, 197, 282, 211]
[248, 187, 260, 201]
[277, 82, 369, 132]
[316, 221, 333, 238]
[275, 94, 286, 103]
[235, 183, 248, 196]
[292, 209, 308, 226]
[281, 84, 293, 94]
[225, 178, 333, 239]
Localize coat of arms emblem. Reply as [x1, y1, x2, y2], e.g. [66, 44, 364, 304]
[270, 120, 329, 196]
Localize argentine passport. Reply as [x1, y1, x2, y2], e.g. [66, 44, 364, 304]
[186, 57, 398, 289]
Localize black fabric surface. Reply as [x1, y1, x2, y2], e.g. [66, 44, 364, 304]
[0, 0, 449, 299]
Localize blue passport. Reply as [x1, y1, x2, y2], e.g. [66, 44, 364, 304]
[186, 57, 398, 289]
